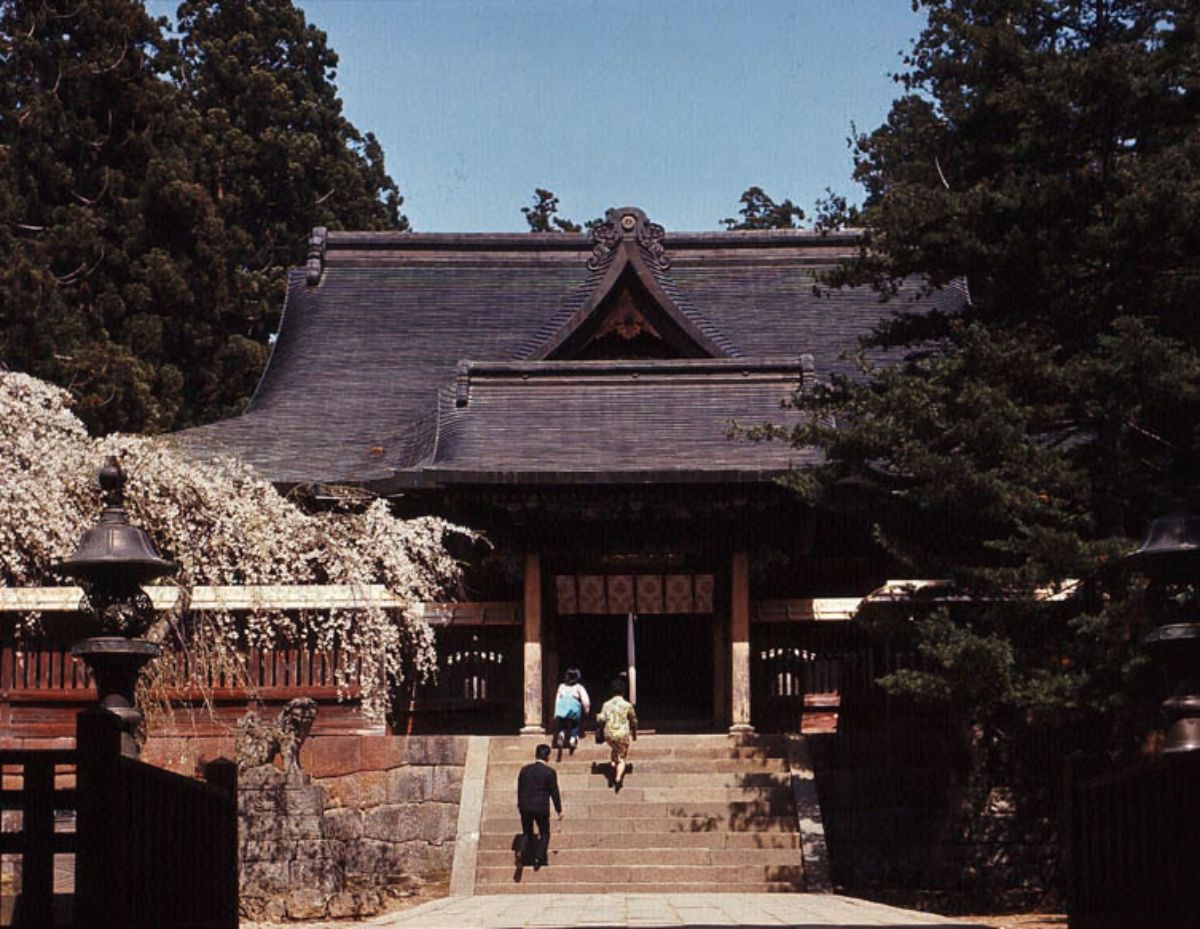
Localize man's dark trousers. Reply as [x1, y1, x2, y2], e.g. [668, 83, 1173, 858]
[516, 759, 561, 866]
[519, 810, 551, 866]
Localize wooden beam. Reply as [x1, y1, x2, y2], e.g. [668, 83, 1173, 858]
[0, 584, 403, 613]
[750, 598, 863, 623]
[0, 587, 523, 621]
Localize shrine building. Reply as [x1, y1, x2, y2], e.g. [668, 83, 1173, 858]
[178, 207, 967, 736]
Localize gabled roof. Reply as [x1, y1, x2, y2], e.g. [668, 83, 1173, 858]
[178, 208, 969, 489]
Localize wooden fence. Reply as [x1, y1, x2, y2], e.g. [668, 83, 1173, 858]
[1, 710, 237, 929]
[0, 749, 77, 927]
[1064, 749, 1200, 929]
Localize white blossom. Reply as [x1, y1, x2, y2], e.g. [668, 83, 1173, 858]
[0, 372, 469, 720]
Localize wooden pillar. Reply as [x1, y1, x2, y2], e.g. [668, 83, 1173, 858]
[729, 549, 754, 733]
[712, 613, 728, 728]
[520, 552, 545, 734]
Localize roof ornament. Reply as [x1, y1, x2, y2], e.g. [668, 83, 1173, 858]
[306, 226, 328, 286]
[588, 207, 670, 272]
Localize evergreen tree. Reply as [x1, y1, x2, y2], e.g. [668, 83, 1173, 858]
[0, 0, 407, 434]
[0, 0, 230, 433]
[722, 186, 805, 230]
[786, 0, 1200, 759]
[174, 0, 408, 378]
[521, 188, 583, 233]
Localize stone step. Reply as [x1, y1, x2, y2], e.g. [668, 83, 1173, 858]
[491, 734, 774, 747]
[475, 881, 803, 894]
[477, 830, 800, 851]
[476, 847, 801, 868]
[490, 743, 787, 763]
[480, 787, 796, 806]
[475, 863, 804, 885]
[477, 734, 805, 895]
[484, 767, 789, 785]
[477, 792, 796, 816]
[481, 797, 795, 819]
[479, 814, 798, 835]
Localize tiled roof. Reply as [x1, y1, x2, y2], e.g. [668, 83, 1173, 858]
[179, 208, 968, 488]
[427, 360, 816, 483]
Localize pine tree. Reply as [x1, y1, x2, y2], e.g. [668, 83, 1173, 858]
[174, 0, 406, 339]
[722, 186, 805, 230]
[521, 188, 583, 233]
[788, 0, 1200, 758]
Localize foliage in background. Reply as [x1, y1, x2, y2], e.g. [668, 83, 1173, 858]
[782, 0, 1200, 760]
[0, 371, 465, 720]
[521, 187, 599, 233]
[0, 0, 405, 435]
[721, 186, 805, 230]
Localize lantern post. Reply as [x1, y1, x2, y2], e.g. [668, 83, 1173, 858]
[1122, 512, 1200, 753]
[54, 457, 178, 757]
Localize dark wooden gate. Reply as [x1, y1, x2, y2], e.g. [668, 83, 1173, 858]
[1, 710, 237, 929]
[1064, 749, 1200, 929]
[0, 748, 77, 927]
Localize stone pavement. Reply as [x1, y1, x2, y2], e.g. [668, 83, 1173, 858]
[353, 893, 987, 928]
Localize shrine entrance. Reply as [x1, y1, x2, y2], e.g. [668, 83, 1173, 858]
[553, 613, 715, 730]
[633, 613, 713, 729]
[551, 570, 719, 731]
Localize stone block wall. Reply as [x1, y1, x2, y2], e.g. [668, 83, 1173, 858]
[308, 736, 465, 915]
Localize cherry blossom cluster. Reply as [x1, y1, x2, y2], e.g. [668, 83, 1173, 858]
[1, 372, 468, 720]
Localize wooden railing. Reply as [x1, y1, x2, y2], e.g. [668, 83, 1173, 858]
[1, 641, 360, 702]
[1064, 749, 1200, 929]
[1, 642, 93, 697]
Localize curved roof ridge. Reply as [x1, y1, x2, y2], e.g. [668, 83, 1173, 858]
[512, 255, 611, 360]
[642, 253, 741, 358]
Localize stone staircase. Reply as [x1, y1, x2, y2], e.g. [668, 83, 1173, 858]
[475, 734, 806, 893]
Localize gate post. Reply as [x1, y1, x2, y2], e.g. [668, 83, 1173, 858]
[74, 708, 125, 929]
[729, 550, 754, 734]
[520, 552, 545, 734]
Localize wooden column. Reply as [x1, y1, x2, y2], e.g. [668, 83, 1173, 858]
[729, 549, 754, 733]
[520, 552, 545, 734]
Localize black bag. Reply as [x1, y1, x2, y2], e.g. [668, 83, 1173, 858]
[512, 832, 531, 867]
[594, 723, 606, 745]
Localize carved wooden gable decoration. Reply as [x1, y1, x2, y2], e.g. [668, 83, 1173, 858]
[530, 208, 735, 362]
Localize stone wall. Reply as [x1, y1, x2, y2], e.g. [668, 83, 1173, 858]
[145, 733, 468, 923]
[307, 735, 466, 917]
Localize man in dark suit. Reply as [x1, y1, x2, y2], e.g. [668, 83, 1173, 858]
[516, 743, 562, 868]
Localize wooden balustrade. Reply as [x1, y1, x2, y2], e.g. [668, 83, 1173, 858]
[0, 641, 360, 703]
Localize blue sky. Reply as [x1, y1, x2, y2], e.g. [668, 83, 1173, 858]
[148, 1, 925, 232]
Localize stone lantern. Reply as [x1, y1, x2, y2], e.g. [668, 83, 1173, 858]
[1123, 511, 1200, 753]
[54, 457, 178, 757]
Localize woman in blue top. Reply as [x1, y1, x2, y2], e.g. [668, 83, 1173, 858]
[552, 668, 591, 750]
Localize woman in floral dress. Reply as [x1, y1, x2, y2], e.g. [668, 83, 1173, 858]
[597, 679, 638, 791]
